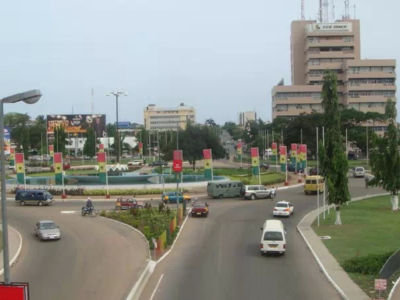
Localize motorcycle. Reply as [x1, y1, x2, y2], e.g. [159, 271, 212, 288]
[81, 206, 97, 217]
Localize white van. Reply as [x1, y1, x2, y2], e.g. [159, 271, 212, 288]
[264, 148, 273, 158]
[260, 220, 286, 256]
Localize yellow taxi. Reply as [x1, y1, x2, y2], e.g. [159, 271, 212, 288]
[304, 175, 325, 195]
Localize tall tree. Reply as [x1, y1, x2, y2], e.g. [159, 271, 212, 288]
[54, 127, 67, 155]
[368, 99, 400, 211]
[320, 70, 350, 225]
[20, 126, 30, 158]
[83, 128, 97, 158]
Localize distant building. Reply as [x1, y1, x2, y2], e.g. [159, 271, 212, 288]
[271, 19, 396, 136]
[143, 103, 196, 131]
[239, 111, 257, 126]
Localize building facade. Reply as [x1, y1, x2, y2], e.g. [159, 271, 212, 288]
[143, 103, 196, 131]
[272, 20, 396, 124]
[239, 111, 257, 126]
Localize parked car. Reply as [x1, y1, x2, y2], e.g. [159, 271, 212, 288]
[242, 185, 277, 200]
[162, 192, 191, 204]
[273, 201, 294, 218]
[191, 202, 209, 217]
[353, 167, 366, 178]
[127, 160, 143, 167]
[149, 160, 168, 167]
[348, 152, 359, 160]
[15, 189, 54, 206]
[287, 164, 304, 172]
[115, 197, 144, 210]
[34, 220, 61, 241]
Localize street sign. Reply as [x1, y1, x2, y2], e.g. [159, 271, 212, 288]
[374, 279, 387, 291]
[173, 159, 182, 172]
[0, 282, 29, 300]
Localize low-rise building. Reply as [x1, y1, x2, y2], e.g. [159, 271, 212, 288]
[238, 111, 257, 126]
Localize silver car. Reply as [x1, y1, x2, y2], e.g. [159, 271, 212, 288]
[35, 220, 61, 241]
[353, 167, 366, 178]
[243, 185, 277, 200]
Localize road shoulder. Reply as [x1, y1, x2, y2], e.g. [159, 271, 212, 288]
[0, 225, 23, 276]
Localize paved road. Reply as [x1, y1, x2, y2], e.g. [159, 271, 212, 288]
[139, 178, 384, 300]
[0, 201, 149, 300]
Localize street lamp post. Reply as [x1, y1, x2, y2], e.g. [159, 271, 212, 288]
[1, 90, 42, 284]
[106, 91, 127, 163]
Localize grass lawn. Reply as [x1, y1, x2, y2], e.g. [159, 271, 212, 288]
[231, 172, 285, 185]
[28, 169, 97, 177]
[313, 196, 400, 298]
[307, 159, 369, 169]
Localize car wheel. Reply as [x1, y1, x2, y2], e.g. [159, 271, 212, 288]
[281, 252, 285, 256]
[20, 201, 26, 206]
[250, 194, 256, 200]
[191, 213, 196, 217]
[38, 201, 44, 206]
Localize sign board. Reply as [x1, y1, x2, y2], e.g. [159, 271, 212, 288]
[0, 282, 29, 300]
[307, 22, 352, 33]
[173, 159, 182, 172]
[47, 114, 106, 136]
[374, 279, 387, 291]
[3, 127, 11, 155]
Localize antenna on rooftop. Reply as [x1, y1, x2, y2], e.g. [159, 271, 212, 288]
[331, 0, 336, 21]
[301, 0, 305, 20]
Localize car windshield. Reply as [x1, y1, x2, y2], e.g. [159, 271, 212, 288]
[264, 231, 283, 241]
[356, 168, 364, 171]
[40, 223, 57, 230]
[276, 203, 288, 208]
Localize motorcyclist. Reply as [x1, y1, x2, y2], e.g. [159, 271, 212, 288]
[86, 197, 94, 212]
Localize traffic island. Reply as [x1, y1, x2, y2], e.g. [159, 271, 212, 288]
[312, 195, 400, 299]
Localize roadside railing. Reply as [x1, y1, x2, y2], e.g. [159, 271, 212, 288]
[380, 248, 400, 279]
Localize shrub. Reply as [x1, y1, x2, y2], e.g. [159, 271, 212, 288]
[343, 252, 393, 275]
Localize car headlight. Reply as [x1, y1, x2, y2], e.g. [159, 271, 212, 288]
[164, 196, 169, 200]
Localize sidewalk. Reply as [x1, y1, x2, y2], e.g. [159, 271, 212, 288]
[0, 226, 23, 276]
[298, 208, 370, 300]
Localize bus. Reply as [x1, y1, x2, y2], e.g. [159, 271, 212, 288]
[207, 181, 244, 198]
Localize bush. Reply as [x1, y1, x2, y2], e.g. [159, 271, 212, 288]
[11, 186, 85, 195]
[343, 252, 393, 275]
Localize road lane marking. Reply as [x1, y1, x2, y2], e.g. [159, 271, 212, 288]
[149, 274, 164, 300]
[60, 211, 78, 214]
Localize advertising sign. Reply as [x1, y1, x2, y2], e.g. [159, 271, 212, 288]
[0, 282, 29, 300]
[3, 127, 11, 155]
[374, 279, 387, 291]
[307, 23, 352, 32]
[173, 150, 183, 172]
[47, 114, 106, 137]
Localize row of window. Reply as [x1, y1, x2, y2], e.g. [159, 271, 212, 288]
[349, 91, 395, 97]
[349, 103, 386, 108]
[307, 36, 353, 43]
[275, 92, 321, 99]
[275, 104, 322, 111]
[349, 79, 395, 85]
[308, 46, 353, 53]
[308, 58, 356, 65]
[348, 66, 395, 73]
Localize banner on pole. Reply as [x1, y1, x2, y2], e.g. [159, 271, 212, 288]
[15, 153, 25, 184]
[280, 146, 287, 172]
[291, 143, 297, 167]
[99, 144, 104, 153]
[301, 144, 308, 169]
[173, 150, 183, 172]
[54, 153, 63, 185]
[10, 148, 15, 167]
[97, 152, 107, 184]
[49, 145, 54, 165]
[271, 142, 277, 162]
[203, 149, 213, 180]
[237, 141, 242, 161]
[251, 147, 259, 176]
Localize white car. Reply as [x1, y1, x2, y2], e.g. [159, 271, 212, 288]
[353, 167, 366, 178]
[128, 160, 143, 166]
[273, 201, 294, 217]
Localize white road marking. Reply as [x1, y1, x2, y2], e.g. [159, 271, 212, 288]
[60, 211, 78, 214]
[149, 274, 164, 300]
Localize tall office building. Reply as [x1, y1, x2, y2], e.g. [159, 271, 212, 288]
[143, 103, 196, 131]
[239, 111, 257, 126]
[272, 20, 396, 129]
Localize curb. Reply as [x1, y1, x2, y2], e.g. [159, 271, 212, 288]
[0, 225, 23, 277]
[297, 192, 390, 300]
[389, 275, 400, 300]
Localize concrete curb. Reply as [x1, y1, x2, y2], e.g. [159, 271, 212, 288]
[389, 275, 400, 300]
[0, 225, 23, 277]
[297, 193, 390, 300]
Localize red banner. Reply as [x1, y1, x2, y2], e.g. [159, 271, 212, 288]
[173, 150, 183, 161]
[54, 153, 62, 164]
[272, 142, 277, 150]
[15, 153, 24, 164]
[0, 282, 29, 300]
[173, 160, 182, 172]
[237, 142, 242, 149]
[10, 148, 15, 155]
[279, 146, 287, 155]
[203, 149, 212, 160]
[97, 152, 106, 163]
[291, 143, 297, 152]
[251, 147, 259, 158]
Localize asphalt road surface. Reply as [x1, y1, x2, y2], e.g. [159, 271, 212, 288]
[0, 201, 148, 300]
[139, 178, 385, 300]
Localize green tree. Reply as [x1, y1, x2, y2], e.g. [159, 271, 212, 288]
[54, 126, 67, 155]
[320, 70, 350, 225]
[368, 99, 400, 211]
[20, 126, 30, 158]
[83, 128, 97, 158]
[4, 113, 31, 150]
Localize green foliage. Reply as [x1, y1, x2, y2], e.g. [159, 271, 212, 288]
[369, 99, 400, 195]
[343, 252, 393, 275]
[83, 128, 97, 158]
[320, 70, 350, 206]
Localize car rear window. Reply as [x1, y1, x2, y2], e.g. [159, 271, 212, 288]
[264, 231, 283, 241]
[193, 204, 205, 208]
[276, 203, 288, 208]
[356, 168, 364, 172]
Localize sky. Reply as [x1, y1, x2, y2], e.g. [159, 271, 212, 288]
[1, 0, 399, 125]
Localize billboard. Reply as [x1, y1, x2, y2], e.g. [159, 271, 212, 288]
[307, 23, 352, 33]
[0, 282, 29, 300]
[47, 114, 106, 137]
[3, 127, 11, 155]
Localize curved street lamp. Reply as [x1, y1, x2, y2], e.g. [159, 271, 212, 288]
[0, 89, 42, 284]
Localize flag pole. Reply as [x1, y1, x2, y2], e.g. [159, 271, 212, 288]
[258, 149, 261, 185]
[211, 149, 214, 182]
[317, 127, 320, 227]
[323, 126, 326, 220]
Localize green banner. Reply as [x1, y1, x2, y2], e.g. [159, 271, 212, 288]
[55, 173, 63, 185]
[252, 166, 259, 176]
[99, 173, 107, 184]
[17, 173, 25, 184]
[204, 169, 212, 180]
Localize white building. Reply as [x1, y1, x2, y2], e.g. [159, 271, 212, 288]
[144, 103, 196, 131]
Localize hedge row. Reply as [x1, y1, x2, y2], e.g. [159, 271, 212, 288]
[343, 252, 393, 275]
